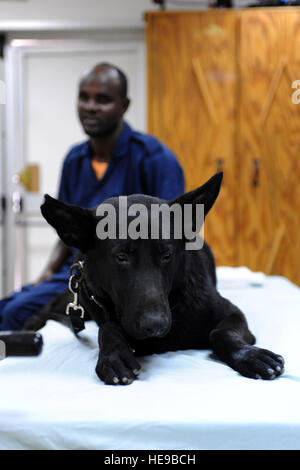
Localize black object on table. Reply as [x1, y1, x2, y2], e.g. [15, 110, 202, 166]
[0, 331, 43, 357]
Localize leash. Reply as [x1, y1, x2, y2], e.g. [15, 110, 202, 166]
[65, 259, 107, 335]
[66, 261, 86, 334]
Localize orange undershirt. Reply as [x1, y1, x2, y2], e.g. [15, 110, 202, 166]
[91, 160, 108, 180]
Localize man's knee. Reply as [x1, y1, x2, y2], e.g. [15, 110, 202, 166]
[0, 299, 35, 331]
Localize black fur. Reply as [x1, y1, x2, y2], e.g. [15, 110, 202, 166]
[25, 172, 284, 385]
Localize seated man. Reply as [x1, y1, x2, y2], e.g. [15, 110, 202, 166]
[0, 62, 185, 330]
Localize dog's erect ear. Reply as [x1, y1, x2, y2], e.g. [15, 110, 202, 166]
[168, 172, 223, 237]
[41, 195, 97, 253]
[169, 172, 223, 217]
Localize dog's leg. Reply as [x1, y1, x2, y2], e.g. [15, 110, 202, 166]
[95, 321, 142, 385]
[209, 297, 284, 379]
[23, 290, 72, 331]
[23, 312, 70, 331]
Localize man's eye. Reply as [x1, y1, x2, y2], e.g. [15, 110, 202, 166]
[96, 96, 111, 104]
[79, 93, 88, 101]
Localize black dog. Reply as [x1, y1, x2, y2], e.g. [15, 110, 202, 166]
[28, 172, 284, 385]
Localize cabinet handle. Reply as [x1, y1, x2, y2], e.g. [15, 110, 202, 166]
[253, 158, 260, 187]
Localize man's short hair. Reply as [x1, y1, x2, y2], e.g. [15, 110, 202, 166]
[96, 62, 128, 99]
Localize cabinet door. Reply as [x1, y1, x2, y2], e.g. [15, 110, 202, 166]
[147, 11, 239, 266]
[239, 9, 300, 285]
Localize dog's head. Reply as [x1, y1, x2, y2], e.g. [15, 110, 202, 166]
[41, 172, 222, 340]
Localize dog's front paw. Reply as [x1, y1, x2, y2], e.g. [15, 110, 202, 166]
[96, 346, 141, 385]
[232, 346, 284, 380]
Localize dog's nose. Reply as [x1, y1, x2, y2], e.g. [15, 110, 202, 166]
[139, 313, 170, 338]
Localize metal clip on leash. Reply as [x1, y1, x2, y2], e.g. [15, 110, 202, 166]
[66, 261, 85, 334]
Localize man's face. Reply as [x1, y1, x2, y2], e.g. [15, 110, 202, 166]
[77, 68, 129, 137]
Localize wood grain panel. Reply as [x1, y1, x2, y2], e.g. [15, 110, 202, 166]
[146, 11, 239, 267]
[147, 9, 300, 285]
[239, 9, 300, 285]
[275, 11, 300, 285]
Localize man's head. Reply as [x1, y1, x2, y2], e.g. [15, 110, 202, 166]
[77, 63, 130, 138]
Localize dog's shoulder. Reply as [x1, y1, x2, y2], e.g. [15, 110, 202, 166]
[199, 241, 217, 285]
[179, 241, 217, 295]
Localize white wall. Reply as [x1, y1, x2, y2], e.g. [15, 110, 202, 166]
[0, 0, 158, 27]
[0, 0, 253, 34]
[0, 0, 250, 23]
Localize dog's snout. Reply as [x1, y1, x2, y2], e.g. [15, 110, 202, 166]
[139, 313, 170, 338]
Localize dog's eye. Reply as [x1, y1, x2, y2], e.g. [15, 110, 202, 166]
[115, 253, 129, 264]
[161, 252, 172, 262]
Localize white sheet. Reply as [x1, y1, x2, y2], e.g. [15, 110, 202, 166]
[0, 268, 299, 450]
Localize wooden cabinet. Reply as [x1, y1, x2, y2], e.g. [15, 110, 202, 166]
[146, 8, 300, 286]
[238, 9, 300, 285]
